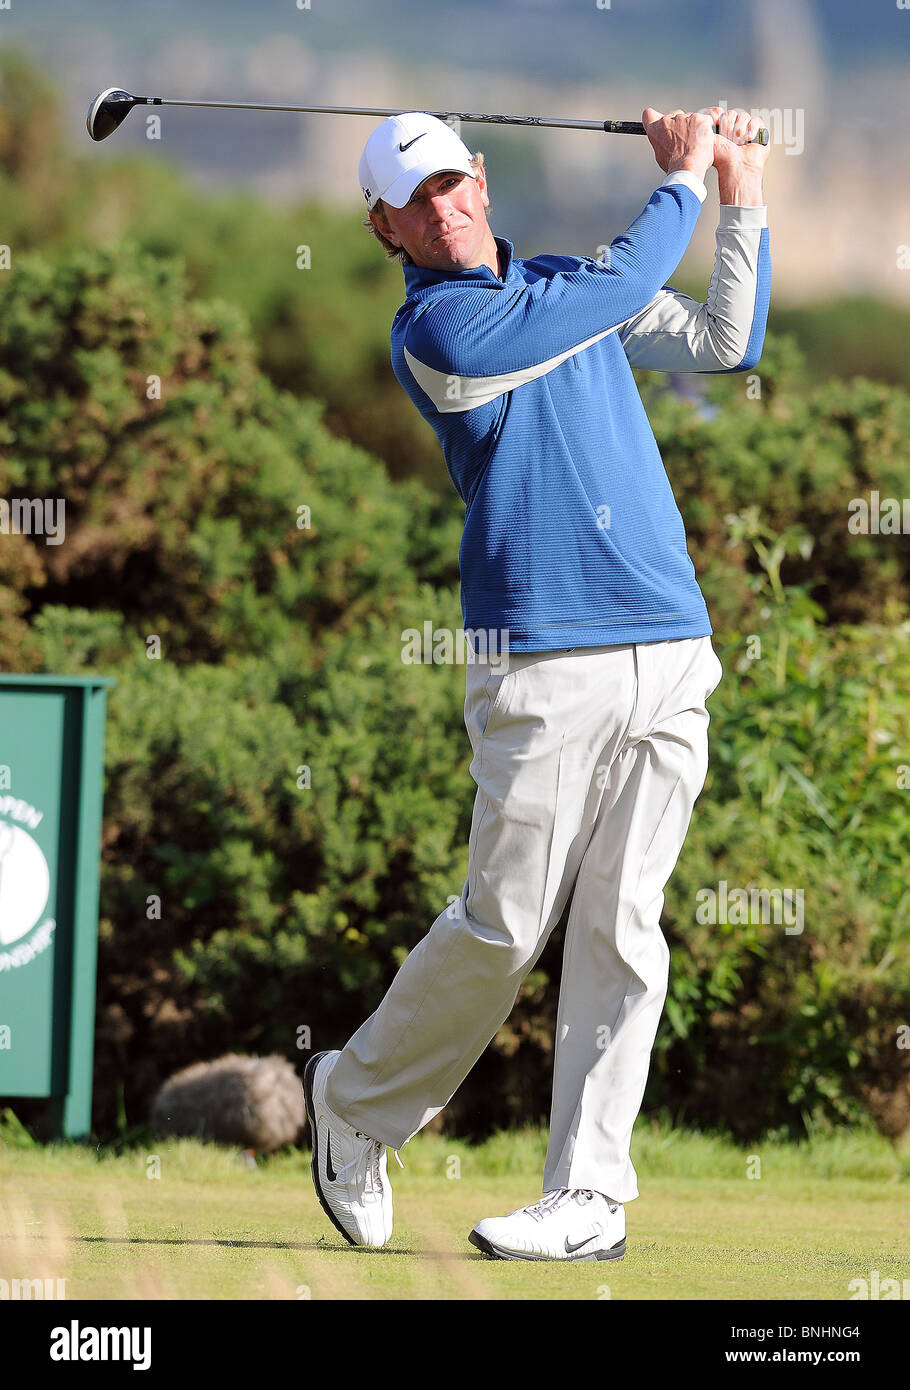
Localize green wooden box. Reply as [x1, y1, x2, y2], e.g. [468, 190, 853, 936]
[0, 675, 114, 1138]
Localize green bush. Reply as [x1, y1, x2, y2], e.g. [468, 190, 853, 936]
[0, 240, 474, 1134]
[637, 333, 910, 632]
[656, 529, 910, 1138]
[2, 220, 908, 1146]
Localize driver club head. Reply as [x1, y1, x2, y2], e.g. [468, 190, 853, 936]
[86, 88, 140, 142]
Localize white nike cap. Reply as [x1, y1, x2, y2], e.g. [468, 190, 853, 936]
[358, 112, 477, 211]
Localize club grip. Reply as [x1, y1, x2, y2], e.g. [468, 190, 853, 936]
[607, 119, 769, 146]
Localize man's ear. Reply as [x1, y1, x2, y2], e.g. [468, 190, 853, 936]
[371, 206, 402, 248]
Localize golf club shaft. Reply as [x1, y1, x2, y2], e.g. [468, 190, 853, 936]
[130, 97, 768, 143]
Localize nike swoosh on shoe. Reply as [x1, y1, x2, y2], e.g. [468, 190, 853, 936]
[564, 1234, 599, 1254]
[325, 1130, 338, 1182]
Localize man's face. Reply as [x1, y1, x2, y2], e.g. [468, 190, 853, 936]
[370, 166, 492, 271]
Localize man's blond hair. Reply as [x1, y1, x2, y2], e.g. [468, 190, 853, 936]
[362, 153, 488, 266]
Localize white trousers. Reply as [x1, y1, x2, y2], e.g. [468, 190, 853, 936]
[325, 635, 722, 1203]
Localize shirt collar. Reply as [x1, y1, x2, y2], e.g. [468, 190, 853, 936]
[402, 235, 515, 294]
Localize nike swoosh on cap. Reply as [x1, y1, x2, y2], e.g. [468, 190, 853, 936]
[399, 133, 426, 151]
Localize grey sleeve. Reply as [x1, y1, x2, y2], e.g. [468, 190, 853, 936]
[618, 204, 770, 372]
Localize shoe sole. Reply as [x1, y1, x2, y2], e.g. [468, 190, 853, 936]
[303, 1050, 357, 1248]
[468, 1229, 626, 1263]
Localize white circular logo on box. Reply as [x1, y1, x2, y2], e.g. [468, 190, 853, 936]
[0, 821, 51, 946]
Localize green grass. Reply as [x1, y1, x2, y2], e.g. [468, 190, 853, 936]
[1, 1116, 908, 1300]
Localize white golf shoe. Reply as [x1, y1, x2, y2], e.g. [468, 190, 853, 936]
[469, 1187, 626, 1262]
[303, 1049, 398, 1248]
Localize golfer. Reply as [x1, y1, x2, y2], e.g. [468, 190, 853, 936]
[304, 105, 770, 1261]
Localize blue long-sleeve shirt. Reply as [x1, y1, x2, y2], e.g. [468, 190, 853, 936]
[390, 170, 771, 652]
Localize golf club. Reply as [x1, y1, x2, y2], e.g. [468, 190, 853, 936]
[86, 87, 769, 145]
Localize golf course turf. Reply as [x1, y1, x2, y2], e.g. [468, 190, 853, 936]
[2, 1117, 907, 1300]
